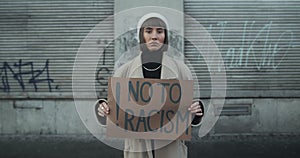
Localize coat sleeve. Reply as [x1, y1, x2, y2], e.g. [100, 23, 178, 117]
[176, 60, 204, 127]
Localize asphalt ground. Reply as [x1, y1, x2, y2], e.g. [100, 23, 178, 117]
[0, 134, 300, 158]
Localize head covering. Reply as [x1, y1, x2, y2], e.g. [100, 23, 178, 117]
[137, 13, 169, 52]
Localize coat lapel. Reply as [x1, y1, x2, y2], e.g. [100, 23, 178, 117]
[128, 53, 144, 78]
[161, 52, 178, 79]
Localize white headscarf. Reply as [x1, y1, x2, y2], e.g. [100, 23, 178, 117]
[136, 13, 169, 44]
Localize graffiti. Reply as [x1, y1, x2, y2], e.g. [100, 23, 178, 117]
[95, 39, 113, 97]
[201, 21, 294, 71]
[96, 66, 111, 97]
[169, 30, 183, 53]
[95, 21, 295, 97]
[115, 29, 138, 55]
[0, 59, 54, 93]
[96, 38, 111, 65]
[114, 29, 184, 57]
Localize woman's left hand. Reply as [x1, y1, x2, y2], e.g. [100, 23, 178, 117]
[188, 101, 204, 117]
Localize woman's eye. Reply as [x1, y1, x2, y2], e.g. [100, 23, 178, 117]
[157, 29, 164, 34]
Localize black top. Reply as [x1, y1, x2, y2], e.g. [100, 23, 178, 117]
[142, 62, 162, 79]
[141, 49, 163, 79]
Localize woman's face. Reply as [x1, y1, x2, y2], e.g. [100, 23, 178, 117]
[143, 26, 165, 51]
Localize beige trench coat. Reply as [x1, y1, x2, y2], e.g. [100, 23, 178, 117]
[112, 52, 196, 158]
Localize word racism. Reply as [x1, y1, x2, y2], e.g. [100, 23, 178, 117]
[106, 77, 194, 140]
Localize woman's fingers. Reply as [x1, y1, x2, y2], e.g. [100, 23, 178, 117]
[97, 102, 110, 116]
[97, 111, 104, 117]
[97, 105, 104, 117]
[102, 102, 110, 113]
[188, 102, 198, 111]
[188, 102, 202, 112]
[188, 102, 203, 116]
[195, 112, 204, 116]
[190, 108, 203, 116]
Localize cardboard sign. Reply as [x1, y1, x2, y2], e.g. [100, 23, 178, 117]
[106, 77, 193, 140]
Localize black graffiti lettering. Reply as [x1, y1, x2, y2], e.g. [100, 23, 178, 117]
[96, 67, 110, 86]
[96, 67, 111, 97]
[28, 59, 54, 92]
[0, 59, 54, 92]
[0, 62, 13, 92]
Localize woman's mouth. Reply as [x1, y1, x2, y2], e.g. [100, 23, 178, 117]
[149, 42, 160, 46]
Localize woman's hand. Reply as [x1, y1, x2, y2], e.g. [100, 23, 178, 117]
[97, 101, 110, 117]
[188, 101, 204, 117]
[188, 101, 204, 126]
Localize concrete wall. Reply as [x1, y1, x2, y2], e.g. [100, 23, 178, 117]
[0, 100, 88, 134]
[1, 98, 300, 135]
[213, 98, 300, 134]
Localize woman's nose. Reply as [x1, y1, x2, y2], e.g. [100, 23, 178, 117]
[151, 32, 158, 40]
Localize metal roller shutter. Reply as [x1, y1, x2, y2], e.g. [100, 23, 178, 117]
[184, 0, 300, 98]
[0, 0, 114, 99]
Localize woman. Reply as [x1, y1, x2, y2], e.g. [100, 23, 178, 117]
[96, 13, 204, 158]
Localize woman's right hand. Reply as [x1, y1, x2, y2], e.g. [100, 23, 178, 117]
[97, 101, 110, 117]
